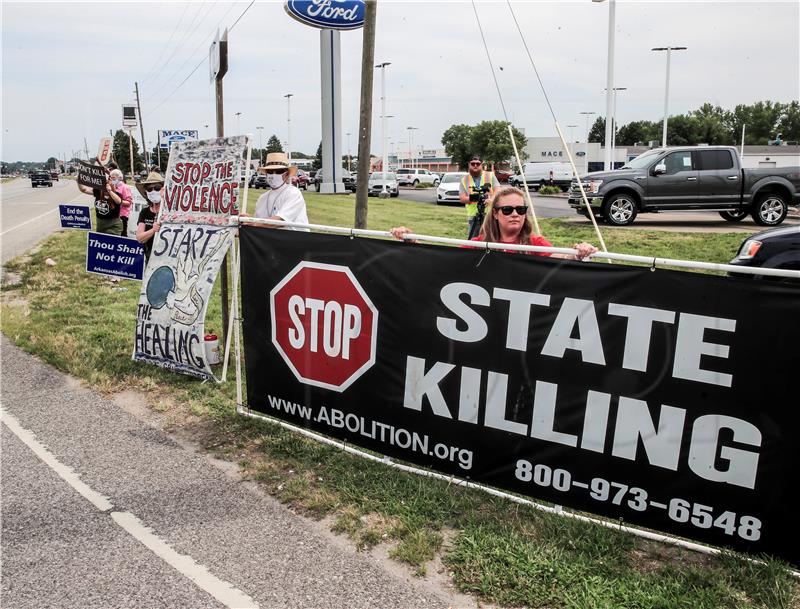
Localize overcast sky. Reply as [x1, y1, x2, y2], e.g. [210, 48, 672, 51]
[2, 0, 798, 161]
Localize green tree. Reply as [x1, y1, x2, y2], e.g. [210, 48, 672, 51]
[45, 156, 58, 170]
[588, 117, 606, 145]
[266, 135, 284, 153]
[112, 129, 144, 175]
[150, 146, 169, 173]
[615, 120, 659, 146]
[313, 141, 322, 170]
[691, 103, 732, 145]
[666, 115, 703, 146]
[777, 100, 800, 142]
[441, 123, 474, 170]
[471, 121, 528, 167]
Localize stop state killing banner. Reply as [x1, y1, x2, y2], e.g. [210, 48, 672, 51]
[240, 227, 800, 565]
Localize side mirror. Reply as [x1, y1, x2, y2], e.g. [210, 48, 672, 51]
[653, 163, 666, 175]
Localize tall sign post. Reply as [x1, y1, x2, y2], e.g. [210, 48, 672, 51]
[210, 28, 231, 333]
[122, 104, 138, 179]
[354, 1, 377, 225]
[134, 82, 148, 168]
[284, 1, 366, 195]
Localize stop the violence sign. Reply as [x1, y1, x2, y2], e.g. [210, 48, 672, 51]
[270, 261, 378, 392]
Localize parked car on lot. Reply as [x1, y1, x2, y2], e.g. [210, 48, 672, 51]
[314, 169, 356, 193]
[30, 171, 53, 188]
[494, 166, 514, 183]
[510, 162, 573, 191]
[291, 169, 310, 190]
[729, 225, 800, 281]
[395, 167, 440, 186]
[50, 171, 60, 181]
[249, 173, 269, 189]
[367, 172, 399, 197]
[568, 146, 800, 227]
[436, 172, 467, 205]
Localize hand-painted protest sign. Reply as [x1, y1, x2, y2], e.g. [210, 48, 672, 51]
[86, 231, 145, 280]
[160, 135, 247, 220]
[59, 204, 91, 230]
[133, 221, 234, 381]
[78, 161, 107, 189]
[97, 137, 113, 165]
[240, 227, 800, 566]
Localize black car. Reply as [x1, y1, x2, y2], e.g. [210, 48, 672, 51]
[249, 174, 269, 189]
[729, 225, 800, 280]
[31, 171, 53, 188]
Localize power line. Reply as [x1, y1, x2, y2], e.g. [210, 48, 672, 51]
[140, 2, 191, 85]
[144, 2, 209, 92]
[144, 1, 255, 119]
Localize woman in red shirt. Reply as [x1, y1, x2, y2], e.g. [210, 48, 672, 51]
[392, 186, 597, 261]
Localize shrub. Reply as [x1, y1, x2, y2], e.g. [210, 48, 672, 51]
[415, 182, 435, 189]
[538, 185, 562, 195]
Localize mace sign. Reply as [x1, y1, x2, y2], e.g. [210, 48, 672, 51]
[270, 261, 378, 391]
[284, 0, 365, 30]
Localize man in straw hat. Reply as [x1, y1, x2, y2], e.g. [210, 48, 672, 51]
[247, 152, 308, 230]
[135, 171, 165, 261]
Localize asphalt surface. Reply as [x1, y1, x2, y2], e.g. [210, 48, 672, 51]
[1, 336, 463, 608]
[0, 178, 91, 265]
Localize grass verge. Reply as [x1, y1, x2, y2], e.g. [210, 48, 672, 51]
[1, 192, 794, 608]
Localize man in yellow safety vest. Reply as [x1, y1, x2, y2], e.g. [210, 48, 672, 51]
[459, 155, 500, 239]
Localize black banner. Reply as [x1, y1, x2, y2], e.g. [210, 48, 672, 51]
[241, 227, 800, 565]
[78, 160, 107, 189]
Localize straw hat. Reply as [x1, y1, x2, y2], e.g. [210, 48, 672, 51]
[262, 152, 289, 171]
[136, 171, 165, 198]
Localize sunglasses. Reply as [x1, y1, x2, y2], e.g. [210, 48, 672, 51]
[495, 205, 528, 216]
[469, 162, 482, 166]
[144, 185, 161, 192]
[264, 169, 285, 175]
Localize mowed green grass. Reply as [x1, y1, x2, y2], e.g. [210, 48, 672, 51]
[2, 193, 795, 609]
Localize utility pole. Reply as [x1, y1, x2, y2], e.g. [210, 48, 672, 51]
[354, 0, 377, 229]
[284, 93, 293, 165]
[135, 81, 148, 169]
[213, 29, 230, 333]
[83, 137, 90, 160]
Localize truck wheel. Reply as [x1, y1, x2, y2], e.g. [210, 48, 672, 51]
[602, 193, 638, 226]
[412, 179, 419, 186]
[719, 210, 748, 222]
[752, 193, 788, 226]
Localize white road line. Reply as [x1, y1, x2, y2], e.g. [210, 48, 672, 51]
[1, 408, 113, 511]
[0, 208, 58, 236]
[113, 512, 258, 609]
[1, 408, 259, 609]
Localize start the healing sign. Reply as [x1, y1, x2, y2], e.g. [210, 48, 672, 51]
[161, 135, 247, 220]
[240, 228, 800, 566]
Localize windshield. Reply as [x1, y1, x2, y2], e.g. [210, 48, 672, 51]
[622, 149, 663, 170]
[370, 173, 396, 180]
[442, 173, 465, 183]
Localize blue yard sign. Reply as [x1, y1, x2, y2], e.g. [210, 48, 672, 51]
[86, 232, 145, 281]
[59, 204, 92, 230]
[284, 0, 365, 30]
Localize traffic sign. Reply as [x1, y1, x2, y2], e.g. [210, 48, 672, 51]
[270, 261, 378, 392]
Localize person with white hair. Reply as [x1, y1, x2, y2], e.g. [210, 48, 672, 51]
[76, 164, 130, 235]
[109, 168, 133, 237]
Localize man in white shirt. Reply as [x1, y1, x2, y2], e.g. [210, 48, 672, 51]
[251, 152, 309, 230]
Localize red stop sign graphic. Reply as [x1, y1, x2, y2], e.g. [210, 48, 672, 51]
[270, 261, 378, 392]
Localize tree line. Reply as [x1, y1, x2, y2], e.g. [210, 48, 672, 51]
[588, 100, 800, 147]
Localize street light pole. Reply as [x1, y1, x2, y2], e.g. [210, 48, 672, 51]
[606, 87, 626, 168]
[376, 62, 391, 197]
[256, 126, 264, 163]
[652, 46, 687, 147]
[579, 111, 596, 174]
[593, 0, 616, 170]
[284, 93, 293, 164]
[406, 126, 418, 169]
[566, 124, 578, 171]
[346, 132, 351, 171]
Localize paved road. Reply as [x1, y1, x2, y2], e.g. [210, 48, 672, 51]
[1, 178, 90, 265]
[1, 337, 464, 609]
[397, 187, 573, 218]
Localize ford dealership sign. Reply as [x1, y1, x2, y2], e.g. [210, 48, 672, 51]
[284, 0, 365, 30]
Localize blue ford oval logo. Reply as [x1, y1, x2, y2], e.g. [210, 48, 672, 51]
[284, 0, 365, 30]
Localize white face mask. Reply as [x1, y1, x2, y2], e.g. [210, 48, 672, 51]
[267, 173, 285, 189]
[111, 178, 120, 186]
[147, 190, 161, 204]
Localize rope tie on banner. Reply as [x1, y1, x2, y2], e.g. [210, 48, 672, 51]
[651, 257, 658, 272]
